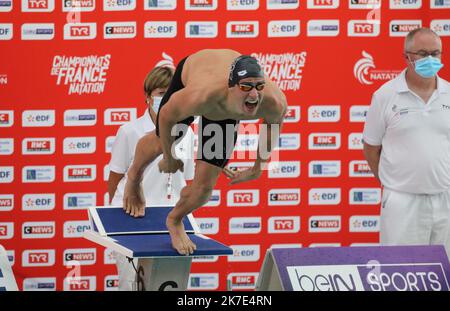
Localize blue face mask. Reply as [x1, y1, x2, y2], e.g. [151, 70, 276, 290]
[151, 96, 163, 112]
[413, 56, 444, 78]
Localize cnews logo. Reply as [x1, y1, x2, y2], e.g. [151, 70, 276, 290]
[22, 222, 55, 239]
[349, 0, 381, 9]
[22, 250, 55, 267]
[144, 21, 177, 38]
[390, 20, 422, 37]
[0, 194, 14, 211]
[62, 0, 95, 11]
[0, 111, 13, 127]
[309, 216, 341, 232]
[104, 276, 119, 291]
[104, 108, 136, 125]
[104, 22, 136, 39]
[268, 20, 300, 37]
[227, 21, 259, 38]
[63, 248, 96, 265]
[268, 189, 300, 206]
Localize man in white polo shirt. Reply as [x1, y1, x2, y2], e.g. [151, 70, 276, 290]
[363, 28, 450, 257]
[108, 66, 195, 290]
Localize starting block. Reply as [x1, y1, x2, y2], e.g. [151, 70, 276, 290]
[84, 206, 232, 291]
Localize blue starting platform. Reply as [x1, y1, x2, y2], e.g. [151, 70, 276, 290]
[83, 206, 231, 291]
[84, 206, 232, 258]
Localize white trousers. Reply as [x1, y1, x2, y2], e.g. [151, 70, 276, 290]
[380, 188, 450, 259]
[115, 252, 138, 291]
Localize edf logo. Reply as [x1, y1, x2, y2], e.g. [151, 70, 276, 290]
[308, 106, 340, 122]
[0, 167, 13, 183]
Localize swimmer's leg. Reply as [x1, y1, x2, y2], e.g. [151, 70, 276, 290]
[166, 160, 222, 255]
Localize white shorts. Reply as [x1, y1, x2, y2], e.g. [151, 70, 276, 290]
[380, 188, 450, 259]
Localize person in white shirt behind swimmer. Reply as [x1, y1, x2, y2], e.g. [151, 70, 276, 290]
[107, 65, 195, 290]
[363, 28, 450, 258]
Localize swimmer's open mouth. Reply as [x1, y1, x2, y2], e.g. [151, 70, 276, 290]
[245, 99, 258, 110]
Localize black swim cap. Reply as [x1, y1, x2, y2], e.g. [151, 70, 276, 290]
[228, 55, 264, 87]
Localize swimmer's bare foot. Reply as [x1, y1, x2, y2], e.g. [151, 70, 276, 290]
[166, 216, 197, 255]
[123, 179, 145, 218]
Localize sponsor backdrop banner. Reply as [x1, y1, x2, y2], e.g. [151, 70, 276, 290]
[0, 0, 449, 291]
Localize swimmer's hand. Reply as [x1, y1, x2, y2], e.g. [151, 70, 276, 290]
[123, 178, 145, 218]
[158, 157, 184, 174]
[225, 166, 262, 185]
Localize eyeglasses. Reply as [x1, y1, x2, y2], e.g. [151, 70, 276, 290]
[406, 50, 442, 58]
[238, 82, 265, 92]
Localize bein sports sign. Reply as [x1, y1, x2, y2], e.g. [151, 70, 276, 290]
[257, 246, 450, 291]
